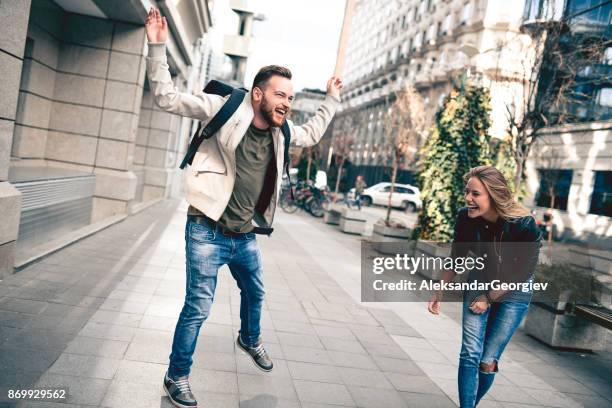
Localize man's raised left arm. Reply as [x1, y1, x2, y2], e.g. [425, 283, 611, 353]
[287, 76, 343, 147]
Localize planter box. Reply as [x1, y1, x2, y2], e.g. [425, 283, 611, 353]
[524, 302, 608, 351]
[371, 223, 415, 255]
[323, 204, 343, 225]
[339, 208, 367, 235]
[414, 241, 451, 280]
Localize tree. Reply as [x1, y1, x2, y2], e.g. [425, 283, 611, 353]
[381, 83, 426, 226]
[297, 146, 320, 181]
[416, 84, 492, 241]
[499, 2, 610, 193]
[331, 115, 356, 202]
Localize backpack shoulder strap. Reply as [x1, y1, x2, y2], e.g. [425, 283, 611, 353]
[180, 88, 246, 169]
[280, 121, 294, 198]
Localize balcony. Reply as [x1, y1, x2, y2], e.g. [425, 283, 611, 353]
[521, 0, 565, 33]
[223, 35, 251, 58]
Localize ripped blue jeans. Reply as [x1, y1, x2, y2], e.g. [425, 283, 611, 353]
[168, 218, 265, 378]
[458, 295, 530, 407]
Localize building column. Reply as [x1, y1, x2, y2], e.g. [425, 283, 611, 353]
[0, 0, 30, 277]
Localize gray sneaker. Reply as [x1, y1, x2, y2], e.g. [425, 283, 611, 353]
[236, 335, 273, 372]
[163, 371, 197, 408]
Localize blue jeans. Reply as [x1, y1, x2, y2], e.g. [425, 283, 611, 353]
[458, 295, 530, 408]
[168, 218, 265, 378]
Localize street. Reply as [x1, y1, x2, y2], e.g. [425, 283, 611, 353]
[0, 199, 610, 408]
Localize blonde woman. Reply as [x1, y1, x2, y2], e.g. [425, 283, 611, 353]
[428, 166, 542, 408]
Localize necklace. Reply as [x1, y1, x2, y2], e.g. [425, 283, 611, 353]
[493, 230, 503, 263]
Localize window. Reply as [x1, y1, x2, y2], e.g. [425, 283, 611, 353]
[536, 169, 573, 210]
[461, 2, 473, 25]
[443, 14, 452, 34]
[596, 87, 612, 107]
[589, 171, 612, 216]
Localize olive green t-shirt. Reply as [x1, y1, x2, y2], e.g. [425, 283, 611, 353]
[188, 124, 274, 233]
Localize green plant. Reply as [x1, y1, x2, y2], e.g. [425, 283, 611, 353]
[416, 84, 492, 241]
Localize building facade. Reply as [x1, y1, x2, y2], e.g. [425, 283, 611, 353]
[522, 0, 611, 245]
[334, 0, 532, 186]
[0, 0, 212, 277]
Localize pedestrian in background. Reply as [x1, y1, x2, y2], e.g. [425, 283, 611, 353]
[145, 8, 342, 408]
[354, 175, 367, 210]
[428, 166, 541, 408]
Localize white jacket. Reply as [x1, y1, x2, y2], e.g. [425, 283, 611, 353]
[146, 43, 340, 227]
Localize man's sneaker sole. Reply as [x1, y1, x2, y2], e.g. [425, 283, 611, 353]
[236, 337, 273, 372]
[163, 381, 197, 408]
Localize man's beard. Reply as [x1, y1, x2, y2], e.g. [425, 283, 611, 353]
[260, 97, 286, 128]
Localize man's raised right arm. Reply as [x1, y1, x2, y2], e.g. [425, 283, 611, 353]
[145, 7, 223, 119]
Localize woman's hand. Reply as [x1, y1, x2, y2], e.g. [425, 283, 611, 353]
[145, 7, 168, 43]
[428, 292, 442, 315]
[469, 295, 490, 314]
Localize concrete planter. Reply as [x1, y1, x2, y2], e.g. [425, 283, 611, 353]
[524, 302, 608, 351]
[339, 208, 367, 235]
[414, 241, 451, 280]
[323, 203, 343, 225]
[371, 223, 415, 255]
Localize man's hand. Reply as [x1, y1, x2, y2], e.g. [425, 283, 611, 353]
[326, 76, 343, 100]
[145, 7, 168, 43]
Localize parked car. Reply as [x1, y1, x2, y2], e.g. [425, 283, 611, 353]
[355, 182, 422, 212]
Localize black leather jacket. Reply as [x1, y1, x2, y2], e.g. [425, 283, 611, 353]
[451, 207, 542, 302]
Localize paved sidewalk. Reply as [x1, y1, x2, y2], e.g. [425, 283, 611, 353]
[0, 199, 609, 407]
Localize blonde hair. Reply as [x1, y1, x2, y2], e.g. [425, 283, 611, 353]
[463, 166, 529, 220]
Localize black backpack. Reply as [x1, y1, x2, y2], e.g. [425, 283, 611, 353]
[179, 80, 292, 185]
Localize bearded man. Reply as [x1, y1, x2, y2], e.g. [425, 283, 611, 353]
[144, 7, 342, 408]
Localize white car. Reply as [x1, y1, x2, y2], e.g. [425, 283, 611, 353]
[358, 182, 422, 212]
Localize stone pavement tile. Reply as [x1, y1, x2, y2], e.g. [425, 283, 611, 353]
[287, 361, 342, 384]
[132, 327, 173, 345]
[417, 362, 459, 380]
[100, 379, 172, 408]
[0, 311, 36, 329]
[375, 356, 425, 376]
[0, 325, 20, 344]
[400, 346, 453, 364]
[361, 341, 411, 359]
[562, 392, 612, 408]
[191, 350, 236, 372]
[124, 339, 169, 364]
[271, 320, 316, 336]
[78, 321, 136, 342]
[348, 385, 408, 408]
[319, 336, 366, 354]
[5, 328, 74, 351]
[293, 380, 355, 406]
[0, 371, 44, 404]
[23, 402, 86, 408]
[337, 366, 394, 389]
[98, 298, 149, 314]
[309, 317, 354, 328]
[236, 373, 297, 400]
[281, 345, 330, 364]
[347, 324, 395, 345]
[35, 373, 110, 406]
[541, 376, 601, 395]
[48, 353, 121, 380]
[522, 388, 585, 408]
[143, 302, 182, 318]
[384, 323, 422, 337]
[189, 367, 238, 394]
[64, 336, 129, 359]
[139, 314, 178, 332]
[48, 292, 105, 309]
[0, 346, 60, 373]
[276, 332, 324, 349]
[582, 379, 612, 400]
[488, 384, 542, 405]
[236, 356, 291, 378]
[114, 360, 167, 385]
[89, 310, 143, 328]
[312, 324, 356, 340]
[384, 372, 446, 395]
[301, 403, 355, 408]
[239, 394, 299, 408]
[268, 309, 309, 324]
[400, 391, 458, 407]
[328, 350, 378, 370]
[107, 289, 153, 304]
[0, 298, 49, 315]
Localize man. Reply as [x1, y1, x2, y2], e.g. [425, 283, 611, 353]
[145, 8, 342, 408]
[354, 175, 366, 210]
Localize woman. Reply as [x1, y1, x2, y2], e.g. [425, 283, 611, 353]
[428, 166, 541, 408]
